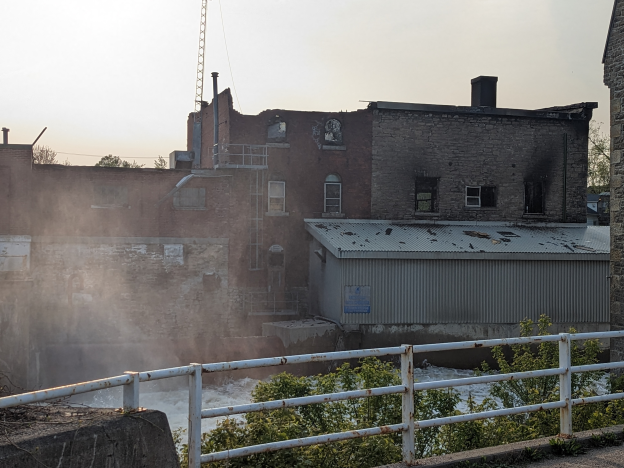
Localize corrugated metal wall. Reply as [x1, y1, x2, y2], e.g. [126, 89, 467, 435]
[337, 259, 609, 324]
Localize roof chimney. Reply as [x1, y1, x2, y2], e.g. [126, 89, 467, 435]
[212, 72, 219, 167]
[471, 76, 498, 107]
[2, 127, 8, 145]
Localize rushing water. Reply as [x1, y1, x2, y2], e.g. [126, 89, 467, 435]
[75, 365, 608, 434]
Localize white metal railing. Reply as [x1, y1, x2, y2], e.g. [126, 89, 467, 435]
[2, 331, 624, 467]
[214, 143, 268, 168]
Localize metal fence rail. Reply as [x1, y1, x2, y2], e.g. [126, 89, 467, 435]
[2, 331, 624, 467]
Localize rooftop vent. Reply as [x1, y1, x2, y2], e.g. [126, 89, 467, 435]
[471, 76, 498, 107]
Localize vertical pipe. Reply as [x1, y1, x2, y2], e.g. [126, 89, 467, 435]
[401, 345, 415, 464]
[212, 72, 219, 167]
[122, 372, 139, 411]
[1, 127, 9, 145]
[188, 363, 203, 468]
[562, 133, 568, 222]
[558, 334, 573, 437]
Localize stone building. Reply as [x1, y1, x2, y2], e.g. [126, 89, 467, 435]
[0, 74, 601, 385]
[604, 0, 624, 362]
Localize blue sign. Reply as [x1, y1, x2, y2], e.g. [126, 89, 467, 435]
[344, 286, 371, 314]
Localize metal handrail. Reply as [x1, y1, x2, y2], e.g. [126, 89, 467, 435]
[1, 330, 624, 468]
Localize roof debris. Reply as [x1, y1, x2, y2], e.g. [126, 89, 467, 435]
[464, 231, 490, 239]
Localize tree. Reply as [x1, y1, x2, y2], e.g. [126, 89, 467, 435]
[33, 145, 58, 164]
[154, 155, 167, 169]
[95, 154, 144, 168]
[588, 121, 610, 194]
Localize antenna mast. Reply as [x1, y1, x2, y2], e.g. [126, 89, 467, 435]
[194, 0, 208, 123]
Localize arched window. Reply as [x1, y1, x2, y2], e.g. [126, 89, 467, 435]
[324, 174, 342, 213]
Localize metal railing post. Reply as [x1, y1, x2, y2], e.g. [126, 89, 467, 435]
[401, 344, 415, 464]
[559, 333, 573, 436]
[188, 363, 203, 468]
[122, 371, 139, 411]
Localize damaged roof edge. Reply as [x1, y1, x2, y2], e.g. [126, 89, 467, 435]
[372, 101, 597, 120]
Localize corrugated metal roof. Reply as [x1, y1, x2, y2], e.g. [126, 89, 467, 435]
[305, 220, 610, 260]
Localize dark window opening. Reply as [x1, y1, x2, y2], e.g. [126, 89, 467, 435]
[525, 182, 544, 213]
[415, 177, 438, 212]
[481, 186, 496, 207]
[324, 119, 343, 145]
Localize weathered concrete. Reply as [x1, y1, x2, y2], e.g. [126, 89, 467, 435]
[378, 424, 624, 468]
[0, 408, 179, 468]
[262, 319, 338, 352]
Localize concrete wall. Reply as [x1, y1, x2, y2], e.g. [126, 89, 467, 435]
[371, 108, 591, 223]
[605, 0, 624, 362]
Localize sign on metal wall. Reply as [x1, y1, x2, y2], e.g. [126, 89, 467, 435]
[344, 286, 371, 314]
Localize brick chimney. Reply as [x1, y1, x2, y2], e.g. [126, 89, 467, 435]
[471, 76, 498, 107]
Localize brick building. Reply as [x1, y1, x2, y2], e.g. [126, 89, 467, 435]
[0, 74, 601, 383]
[604, 0, 624, 362]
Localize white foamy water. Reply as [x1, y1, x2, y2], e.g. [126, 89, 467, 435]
[74, 366, 609, 434]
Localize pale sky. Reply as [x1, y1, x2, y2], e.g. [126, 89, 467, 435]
[1, 1, 615, 166]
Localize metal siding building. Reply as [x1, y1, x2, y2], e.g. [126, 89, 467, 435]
[306, 221, 610, 327]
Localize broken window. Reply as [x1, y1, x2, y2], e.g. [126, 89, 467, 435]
[267, 116, 287, 142]
[173, 187, 206, 209]
[465, 186, 496, 208]
[93, 185, 128, 208]
[324, 119, 343, 145]
[415, 177, 438, 212]
[324, 174, 342, 213]
[268, 181, 286, 212]
[524, 182, 544, 214]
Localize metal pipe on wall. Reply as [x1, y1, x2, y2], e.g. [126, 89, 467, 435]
[212, 72, 219, 167]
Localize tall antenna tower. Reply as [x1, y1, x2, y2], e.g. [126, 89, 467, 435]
[194, 0, 208, 124]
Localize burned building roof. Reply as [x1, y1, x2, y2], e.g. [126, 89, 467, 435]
[305, 220, 609, 261]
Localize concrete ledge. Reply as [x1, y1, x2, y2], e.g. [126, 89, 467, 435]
[0, 407, 179, 467]
[378, 424, 624, 468]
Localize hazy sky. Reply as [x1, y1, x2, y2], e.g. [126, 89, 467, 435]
[1, 1, 615, 166]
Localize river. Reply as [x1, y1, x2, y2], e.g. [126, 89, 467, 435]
[74, 365, 607, 434]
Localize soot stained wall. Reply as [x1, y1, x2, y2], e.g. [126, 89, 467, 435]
[372, 109, 590, 223]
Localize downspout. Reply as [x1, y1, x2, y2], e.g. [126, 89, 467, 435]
[212, 72, 219, 167]
[562, 133, 568, 222]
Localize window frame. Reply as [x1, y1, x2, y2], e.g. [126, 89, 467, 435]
[268, 181, 286, 213]
[324, 182, 342, 214]
[415, 177, 438, 213]
[465, 186, 481, 207]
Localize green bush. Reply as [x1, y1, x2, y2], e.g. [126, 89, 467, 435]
[177, 315, 624, 467]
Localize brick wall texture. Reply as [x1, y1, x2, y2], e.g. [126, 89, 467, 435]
[605, 0, 624, 361]
[372, 109, 589, 223]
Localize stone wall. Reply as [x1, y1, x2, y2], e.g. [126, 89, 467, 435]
[28, 237, 230, 386]
[605, 0, 624, 362]
[372, 108, 590, 223]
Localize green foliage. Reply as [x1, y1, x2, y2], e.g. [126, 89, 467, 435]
[589, 432, 621, 448]
[154, 155, 168, 169]
[177, 316, 624, 467]
[95, 154, 144, 168]
[588, 121, 610, 194]
[33, 145, 58, 164]
[549, 437, 586, 457]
